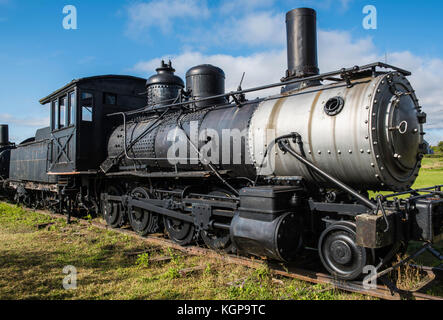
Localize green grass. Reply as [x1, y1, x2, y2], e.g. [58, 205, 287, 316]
[370, 155, 443, 199]
[0, 202, 368, 300]
[413, 169, 443, 189]
[414, 154, 443, 188]
[1, 154, 442, 300]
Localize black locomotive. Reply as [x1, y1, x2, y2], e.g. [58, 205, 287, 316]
[1, 8, 442, 281]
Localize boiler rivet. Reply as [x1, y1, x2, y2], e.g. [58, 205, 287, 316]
[338, 150, 342, 155]
[371, 163, 375, 167]
[360, 149, 364, 153]
[349, 150, 352, 154]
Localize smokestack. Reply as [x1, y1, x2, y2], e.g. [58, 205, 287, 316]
[0, 125, 8, 146]
[284, 8, 319, 81]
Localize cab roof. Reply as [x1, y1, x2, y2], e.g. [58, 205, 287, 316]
[39, 75, 146, 105]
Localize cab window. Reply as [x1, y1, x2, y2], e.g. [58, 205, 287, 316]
[103, 92, 117, 105]
[68, 91, 76, 125]
[81, 92, 94, 122]
[52, 100, 59, 130]
[59, 96, 67, 128]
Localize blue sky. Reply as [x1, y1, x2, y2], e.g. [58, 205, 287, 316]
[0, 0, 442, 144]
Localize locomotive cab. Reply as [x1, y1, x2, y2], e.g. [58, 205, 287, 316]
[39, 75, 147, 174]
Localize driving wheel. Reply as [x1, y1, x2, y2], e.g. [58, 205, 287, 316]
[102, 185, 125, 228]
[200, 189, 235, 253]
[128, 187, 159, 236]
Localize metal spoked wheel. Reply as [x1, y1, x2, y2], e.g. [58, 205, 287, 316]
[164, 216, 195, 246]
[318, 221, 369, 281]
[128, 187, 159, 236]
[200, 189, 235, 253]
[102, 185, 125, 228]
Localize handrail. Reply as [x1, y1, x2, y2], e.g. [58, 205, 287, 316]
[107, 62, 411, 118]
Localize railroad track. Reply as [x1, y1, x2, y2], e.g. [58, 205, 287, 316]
[26, 207, 443, 301]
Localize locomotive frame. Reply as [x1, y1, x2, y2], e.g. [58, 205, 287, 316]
[0, 8, 442, 282]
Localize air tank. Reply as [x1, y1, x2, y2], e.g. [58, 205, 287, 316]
[186, 64, 226, 107]
[0, 125, 9, 146]
[146, 60, 184, 108]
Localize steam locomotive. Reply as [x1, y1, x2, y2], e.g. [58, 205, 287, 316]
[0, 8, 441, 281]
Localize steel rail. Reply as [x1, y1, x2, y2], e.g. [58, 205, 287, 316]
[26, 206, 442, 301]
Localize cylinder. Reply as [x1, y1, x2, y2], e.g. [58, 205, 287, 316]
[230, 212, 303, 262]
[285, 8, 319, 79]
[0, 124, 9, 145]
[186, 64, 226, 108]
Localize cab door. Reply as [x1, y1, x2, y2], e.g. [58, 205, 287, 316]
[48, 91, 77, 173]
[77, 91, 95, 170]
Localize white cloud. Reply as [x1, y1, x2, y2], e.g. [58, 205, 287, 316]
[318, 30, 377, 70]
[298, 0, 354, 11]
[178, 10, 285, 49]
[219, 0, 276, 14]
[387, 52, 443, 136]
[214, 11, 285, 47]
[133, 29, 379, 92]
[339, 0, 353, 10]
[0, 114, 49, 144]
[126, 0, 209, 37]
[126, 1, 355, 48]
[0, 114, 49, 128]
[132, 28, 443, 145]
[133, 50, 286, 97]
